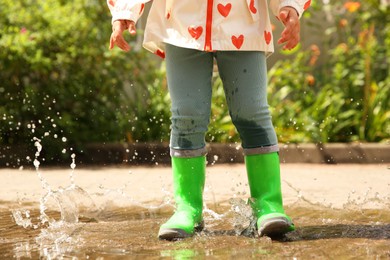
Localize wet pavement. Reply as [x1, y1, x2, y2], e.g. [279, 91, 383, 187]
[1, 163, 389, 209]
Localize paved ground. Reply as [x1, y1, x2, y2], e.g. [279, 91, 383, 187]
[1, 163, 389, 210]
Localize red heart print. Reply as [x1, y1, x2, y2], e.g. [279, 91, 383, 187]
[155, 49, 165, 59]
[304, 0, 311, 10]
[188, 26, 203, 40]
[217, 3, 232, 17]
[249, 0, 257, 14]
[231, 35, 244, 49]
[166, 11, 171, 19]
[264, 31, 271, 44]
[139, 3, 145, 15]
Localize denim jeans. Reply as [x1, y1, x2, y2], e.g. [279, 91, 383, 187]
[165, 44, 278, 157]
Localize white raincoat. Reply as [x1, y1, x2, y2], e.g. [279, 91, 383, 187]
[107, 0, 311, 57]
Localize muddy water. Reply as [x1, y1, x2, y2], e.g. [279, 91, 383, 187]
[1, 201, 389, 259]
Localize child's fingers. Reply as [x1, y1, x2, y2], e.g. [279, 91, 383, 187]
[278, 7, 300, 50]
[285, 25, 300, 49]
[279, 23, 299, 42]
[128, 21, 137, 35]
[279, 9, 289, 24]
[116, 35, 130, 51]
[109, 20, 131, 51]
[110, 30, 130, 51]
[278, 30, 299, 50]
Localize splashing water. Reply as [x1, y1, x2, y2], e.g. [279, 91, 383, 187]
[11, 209, 34, 229]
[69, 153, 76, 187]
[33, 137, 50, 192]
[29, 137, 99, 226]
[12, 136, 101, 258]
[229, 198, 257, 237]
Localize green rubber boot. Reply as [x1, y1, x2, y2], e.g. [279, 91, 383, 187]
[158, 156, 206, 240]
[245, 152, 295, 237]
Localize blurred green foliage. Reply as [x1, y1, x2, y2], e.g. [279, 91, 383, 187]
[0, 0, 388, 162]
[0, 0, 165, 160]
[268, 0, 389, 143]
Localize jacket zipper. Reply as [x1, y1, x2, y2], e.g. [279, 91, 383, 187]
[204, 0, 214, 51]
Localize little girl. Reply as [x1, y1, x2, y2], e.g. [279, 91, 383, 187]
[107, 0, 310, 240]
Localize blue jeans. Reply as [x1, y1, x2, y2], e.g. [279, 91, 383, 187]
[165, 44, 278, 157]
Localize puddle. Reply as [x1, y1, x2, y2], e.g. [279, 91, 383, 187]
[2, 199, 390, 259]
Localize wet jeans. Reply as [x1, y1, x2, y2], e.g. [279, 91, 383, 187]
[165, 44, 278, 157]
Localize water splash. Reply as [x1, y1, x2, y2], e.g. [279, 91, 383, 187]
[22, 137, 99, 259]
[11, 209, 34, 229]
[31, 136, 53, 225]
[30, 137, 99, 225]
[203, 206, 225, 221]
[69, 153, 76, 187]
[33, 137, 50, 192]
[41, 185, 99, 223]
[13, 242, 32, 259]
[229, 198, 257, 237]
[36, 221, 83, 259]
[26, 133, 172, 229]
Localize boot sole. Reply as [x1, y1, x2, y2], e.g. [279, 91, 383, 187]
[158, 221, 204, 241]
[158, 228, 192, 241]
[258, 217, 293, 237]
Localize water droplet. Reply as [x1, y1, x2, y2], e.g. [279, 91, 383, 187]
[33, 159, 40, 168]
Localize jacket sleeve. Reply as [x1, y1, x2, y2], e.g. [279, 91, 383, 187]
[107, 0, 151, 24]
[269, 0, 310, 18]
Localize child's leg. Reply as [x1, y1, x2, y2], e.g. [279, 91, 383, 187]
[165, 44, 214, 155]
[215, 51, 278, 151]
[215, 51, 294, 237]
[158, 44, 213, 240]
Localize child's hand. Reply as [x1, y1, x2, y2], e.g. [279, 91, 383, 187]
[109, 20, 136, 52]
[277, 7, 300, 51]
